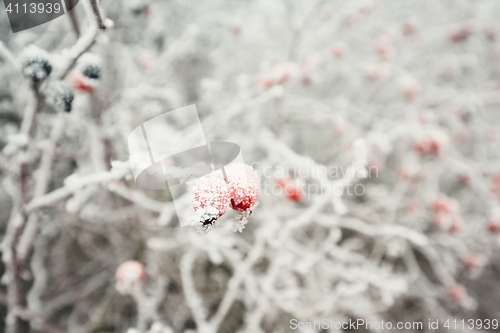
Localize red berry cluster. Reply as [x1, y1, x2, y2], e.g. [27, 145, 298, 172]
[190, 164, 260, 233]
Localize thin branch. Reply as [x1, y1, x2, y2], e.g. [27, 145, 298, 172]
[85, 0, 108, 30]
[107, 182, 167, 213]
[0, 40, 19, 69]
[67, 0, 81, 38]
[209, 237, 265, 330]
[17, 113, 66, 261]
[25, 168, 129, 212]
[180, 249, 213, 333]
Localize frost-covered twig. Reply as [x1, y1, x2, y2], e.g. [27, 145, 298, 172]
[180, 249, 212, 333]
[85, 0, 108, 30]
[107, 182, 168, 213]
[0, 41, 18, 69]
[209, 236, 265, 330]
[17, 113, 66, 261]
[25, 168, 129, 211]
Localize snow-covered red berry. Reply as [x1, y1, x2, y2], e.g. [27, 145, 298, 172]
[192, 177, 230, 215]
[190, 177, 231, 233]
[225, 164, 260, 212]
[224, 164, 261, 232]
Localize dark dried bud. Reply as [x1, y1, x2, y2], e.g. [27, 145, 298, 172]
[129, 0, 149, 16]
[131, 4, 149, 16]
[50, 81, 74, 112]
[20, 46, 52, 82]
[76, 53, 102, 80]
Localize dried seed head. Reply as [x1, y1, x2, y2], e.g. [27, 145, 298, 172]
[20, 45, 52, 82]
[76, 53, 102, 80]
[49, 81, 74, 112]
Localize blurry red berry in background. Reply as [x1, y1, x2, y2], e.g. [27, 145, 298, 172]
[414, 130, 449, 158]
[365, 64, 389, 80]
[432, 196, 458, 213]
[462, 253, 479, 269]
[403, 80, 420, 102]
[286, 186, 302, 202]
[276, 178, 302, 202]
[449, 21, 474, 43]
[342, 14, 355, 28]
[433, 212, 448, 228]
[232, 25, 242, 37]
[115, 260, 145, 285]
[403, 19, 417, 36]
[257, 74, 274, 90]
[448, 220, 461, 234]
[331, 42, 346, 58]
[398, 167, 423, 183]
[404, 200, 420, 214]
[358, 1, 373, 14]
[489, 173, 500, 195]
[301, 73, 312, 86]
[375, 36, 395, 61]
[69, 70, 93, 92]
[457, 174, 469, 186]
[447, 284, 466, 302]
[484, 26, 497, 41]
[487, 219, 500, 234]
